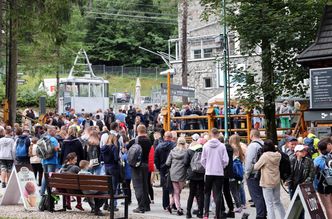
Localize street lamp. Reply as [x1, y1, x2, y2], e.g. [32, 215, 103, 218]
[139, 46, 174, 131]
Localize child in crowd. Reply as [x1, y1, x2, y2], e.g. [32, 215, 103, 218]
[78, 160, 105, 216]
[121, 146, 132, 204]
[60, 152, 84, 211]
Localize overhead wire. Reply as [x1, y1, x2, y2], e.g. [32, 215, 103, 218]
[86, 11, 177, 22]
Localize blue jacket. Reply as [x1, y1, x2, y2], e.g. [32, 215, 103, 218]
[101, 144, 119, 170]
[121, 153, 131, 180]
[314, 154, 332, 194]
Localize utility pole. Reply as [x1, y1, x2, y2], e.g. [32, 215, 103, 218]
[222, 0, 229, 141]
[181, 0, 188, 104]
[7, 0, 18, 126]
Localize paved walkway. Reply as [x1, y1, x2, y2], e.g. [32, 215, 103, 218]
[0, 184, 290, 219]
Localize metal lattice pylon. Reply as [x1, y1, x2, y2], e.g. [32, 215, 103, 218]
[68, 49, 96, 78]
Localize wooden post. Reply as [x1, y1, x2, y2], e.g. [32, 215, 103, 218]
[207, 106, 214, 131]
[246, 112, 252, 144]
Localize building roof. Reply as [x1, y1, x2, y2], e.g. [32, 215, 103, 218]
[297, 5, 332, 67]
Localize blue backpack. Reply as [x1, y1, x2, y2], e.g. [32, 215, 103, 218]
[233, 158, 244, 181]
[16, 137, 28, 158]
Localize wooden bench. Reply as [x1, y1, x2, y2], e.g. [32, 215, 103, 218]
[45, 173, 128, 219]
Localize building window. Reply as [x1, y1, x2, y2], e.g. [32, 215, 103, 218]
[204, 48, 213, 58]
[193, 50, 201, 59]
[204, 78, 212, 88]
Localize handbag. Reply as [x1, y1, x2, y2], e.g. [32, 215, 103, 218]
[89, 146, 99, 167]
[89, 158, 99, 167]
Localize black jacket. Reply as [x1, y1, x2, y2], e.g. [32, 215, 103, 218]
[184, 145, 204, 181]
[61, 136, 84, 165]
[224, 144, 234, 178]
[154, 140, 176, 174]
[127, 136, 152, 164]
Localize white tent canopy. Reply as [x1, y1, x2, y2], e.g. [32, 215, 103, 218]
[208, 87, 238, 104]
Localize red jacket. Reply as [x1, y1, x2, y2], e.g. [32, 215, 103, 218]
[148, 146, 155, 172]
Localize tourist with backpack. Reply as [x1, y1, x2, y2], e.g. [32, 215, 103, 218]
[184, 137, 205, 218]
[229, 134, 245, 214]
[165, 137, 188, 216]
[29, 137, 43, 186]
[0, 127, 15, 188]
[253, 140, 286, 219]
[201, 128, 229, 219]
[15, 128, 31, 165]
[314, 138, 332, 219]
[245, 129, 267, 219]
[40, 126, 59, 195]
[304, 128, 320, 159]
[61, 126, 84, 165]
[127, 124, 152, 213]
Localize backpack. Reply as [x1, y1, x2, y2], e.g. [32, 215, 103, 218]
[304, 136, 319, 157]
[279, 150, 291, 181]
[39, 194, 55, 212]
[16, 137, 28, 158]
[127, 138, 142, 168]
[36, 136, 55, 159]
[190, 151, 205, 173]
[233, 158, 244, 181]
[252, 141, 264, 179]
[321, 155, 332, 186]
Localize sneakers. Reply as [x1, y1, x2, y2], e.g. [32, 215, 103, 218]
[177, 209, 184, 216]
[2, 182, 6, 188]
[186, 212, 192, 218]
[133, 208, 145, 213]
[103, 204, 109, 211]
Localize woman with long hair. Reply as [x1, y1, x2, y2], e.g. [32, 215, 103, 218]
[166, 137, 188, 215]
[101, 133, 120, 211]
[61, 126, 84, 166]
[229, 134, 245, 213]
[85, 130, 101, 174]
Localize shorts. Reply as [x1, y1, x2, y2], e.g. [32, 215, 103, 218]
[0, 159, 14, 172]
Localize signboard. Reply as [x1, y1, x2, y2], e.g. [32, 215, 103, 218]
[285, 183, 326, 219]
[310, 68, 332, 109]
[304, 110, 332, 121]
[1, 165, 41, 210]
[160, 83, 195, 98]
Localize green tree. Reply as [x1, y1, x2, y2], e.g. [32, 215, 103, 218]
[201, 0, 326, 142]
[85, 0, 177, 66]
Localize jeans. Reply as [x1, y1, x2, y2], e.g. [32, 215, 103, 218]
[160, 171, 170, 209]
[229, 180, 242, 208]
[204, 175, 224, 218]
[262, 184, 286, 219]
[187, 180, 204, 216]
[40, 164, 56, 195]
[239, 182, 246, 205]
[247, 177, 267, 218]
[122, 179, 132, 203]
[131, 163, 150, 211]
[105, 167, 119, 207]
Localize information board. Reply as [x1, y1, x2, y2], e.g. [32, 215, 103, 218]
[160, 83, 195, 98]
[310, 68, 332, 109]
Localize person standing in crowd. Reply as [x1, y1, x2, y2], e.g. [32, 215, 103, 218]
[127, 125, 151, 213]
[126, 106, 136, 139]
[184, 136, 205, 218]
[101, 133, 120, 212]
[314, 138, 332, 219]
[29, 137, 43, 186]
[229, 134, 245, 214]
[15, 128, 31, 165]
[287, 144, 315, 199]
[148, 139, 155, 204]
[110, 122, 123, 149]
[0, 127, 15, 188]
[115, 109, 127, 123]
[201, 128, 229, 219]
[154, 131, 176, 211]
[85, 130, 101, 174]
[61, 126, 84, 165]
[121, 146, 132, 205]
[278, 129, 293, 151]
[279, 101, 291, 129]
[245, 129, 267, 219]
[40, 126, 59, 195]
[165, 137, 188, 216]
[254, 140, 286, 219]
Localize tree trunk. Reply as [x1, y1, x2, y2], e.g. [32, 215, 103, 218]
[8, 0, 18, 126]
[261, 38, 277, 144]
[181, 0, 188, 103]
[55, 49, 60, 113]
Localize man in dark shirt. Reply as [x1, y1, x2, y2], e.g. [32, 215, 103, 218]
[127, 124, 151, 213]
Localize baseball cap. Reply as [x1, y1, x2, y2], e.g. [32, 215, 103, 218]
[192, 133, 200, 141]
[294, 145, 305, 152]
[286, 136, 297, 142]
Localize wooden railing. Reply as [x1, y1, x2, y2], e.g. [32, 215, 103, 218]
[163, 108, 306, 144]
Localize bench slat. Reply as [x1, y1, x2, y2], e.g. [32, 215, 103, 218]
[49, 182, 80, 190]
[80, 185, 109, 191]
[79, 180, 109, 186]
[50, 173, 78, 179]
[78, 175, 110, 180]
[49, 178, 78, 184]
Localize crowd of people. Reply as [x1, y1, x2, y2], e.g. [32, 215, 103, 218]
[0, 105, 331, 219]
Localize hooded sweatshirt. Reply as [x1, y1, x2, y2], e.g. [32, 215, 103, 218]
[0, 136, 16, 160]
[154, 140, 176, 174]
[201, 139, 229, 176]
[254, 151, 281, 188]
[166, 147, 187, 182]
